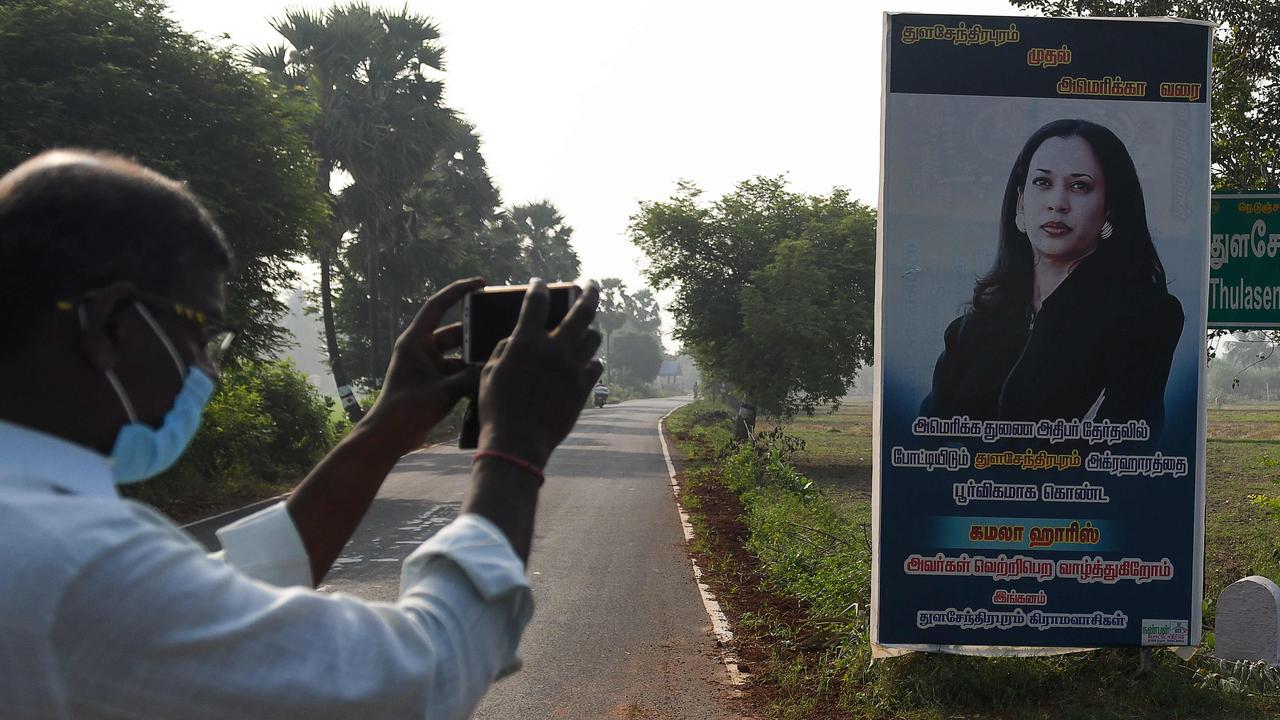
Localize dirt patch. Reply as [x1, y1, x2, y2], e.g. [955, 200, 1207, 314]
[607, 703, 657, 719]
[663, 420, 851, 720]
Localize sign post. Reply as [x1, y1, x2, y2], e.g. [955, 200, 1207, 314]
[1210, 193, 1280, 329]
[872, 13, 1213, 654]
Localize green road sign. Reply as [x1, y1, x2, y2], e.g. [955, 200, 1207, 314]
[1210, 193, 1280, 329]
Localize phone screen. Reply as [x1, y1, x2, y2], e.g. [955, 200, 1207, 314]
[463, 283, 581, 364]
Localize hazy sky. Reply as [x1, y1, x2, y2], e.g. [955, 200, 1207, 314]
[166, 1, 1020, 291]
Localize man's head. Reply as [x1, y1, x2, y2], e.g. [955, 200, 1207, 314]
[0, 150, 231, 454]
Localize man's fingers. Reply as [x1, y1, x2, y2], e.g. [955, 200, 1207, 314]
[440, 357, 469, 375]
[552, 281, 600, 340]
[433, 323, 463, 353]
[442, 364, 482, 403]
[489, 338, 511, 362]
[403, 277, 484, 345]
[575, 329, 603, 362]
[513, 278, 549, 341]
[585, 359, 604, 386]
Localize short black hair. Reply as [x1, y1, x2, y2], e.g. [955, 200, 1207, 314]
[0, 150, 232, 355]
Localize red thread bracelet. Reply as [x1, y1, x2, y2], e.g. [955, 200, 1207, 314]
[473, 450, 545, 485]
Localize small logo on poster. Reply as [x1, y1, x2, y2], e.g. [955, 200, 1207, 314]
[1141, 619, 1190, 646]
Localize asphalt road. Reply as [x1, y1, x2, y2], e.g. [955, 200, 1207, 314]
[192, 395, 743, 719]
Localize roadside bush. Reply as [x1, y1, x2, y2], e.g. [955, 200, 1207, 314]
[689, 407, 732, 427]
[122, 358, 344, 520]
[240, 358, 342, 480]
[718, 434, 871, 645]
[666, 399, 733, 451]
[605, 384, 648, 404]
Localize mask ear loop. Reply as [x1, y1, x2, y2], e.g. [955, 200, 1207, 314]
[103, 370, 140, 424]
[78, 302, 139, 424]
[133, 303, 187, 381]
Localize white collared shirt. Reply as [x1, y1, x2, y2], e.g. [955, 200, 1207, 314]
[0, 420, 532, 719]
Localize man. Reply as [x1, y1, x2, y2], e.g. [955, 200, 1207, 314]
[592, 380, 610, 407]
[0, 150, 603, 718]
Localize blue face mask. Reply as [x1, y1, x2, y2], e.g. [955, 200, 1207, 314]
[94, 304, 216, 485]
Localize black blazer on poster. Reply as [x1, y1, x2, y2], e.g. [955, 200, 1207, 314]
[921, 253, 1184, 438]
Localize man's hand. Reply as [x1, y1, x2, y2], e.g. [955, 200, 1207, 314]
[289, 277, 485, 584]
[361, 277, 485, 457]
[477, 278, 602, 468]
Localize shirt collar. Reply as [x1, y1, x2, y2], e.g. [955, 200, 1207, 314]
[0, 419, 118, 498]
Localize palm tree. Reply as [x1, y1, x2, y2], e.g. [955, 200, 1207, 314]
[597, 278, 631, 384]
[250, 3, 451, 418]
[402, 118, 514, 288]
[628, 287, 661, 332]
[249, 7, 374, 420]
[342, 117, 509, 383]
[510, 201, 582, 281]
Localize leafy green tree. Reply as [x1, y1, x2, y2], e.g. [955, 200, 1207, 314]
[511, 200, 581, 281]
[630, 177, 876, 435]
[610, 331, 665, 388]
[1202, 331, 1280, 397]
[0, 0, 326, 359]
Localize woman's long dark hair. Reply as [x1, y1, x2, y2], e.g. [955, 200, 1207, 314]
[970, 118, 1167, 317]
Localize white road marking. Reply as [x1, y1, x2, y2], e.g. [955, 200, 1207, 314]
[331, 506, 457, 574]
[658, 407, 749, 688]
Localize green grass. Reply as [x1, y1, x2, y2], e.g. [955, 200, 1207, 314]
[666, 399, 1280, 719]
[1201, 406, 1280, 601]
[766, 399, 873, 513]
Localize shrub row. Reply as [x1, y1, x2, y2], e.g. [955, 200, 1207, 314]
[122, 358, 347, 521]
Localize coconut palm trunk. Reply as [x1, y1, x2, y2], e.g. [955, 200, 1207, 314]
[320, 240, 364, 422]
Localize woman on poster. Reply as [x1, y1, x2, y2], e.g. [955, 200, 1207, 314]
[921, 119, 1184, 436]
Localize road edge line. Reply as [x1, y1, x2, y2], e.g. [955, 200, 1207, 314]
[183, 436, 461, 530]
[658, 406, 750, 688]
[181, 494, 287, 530]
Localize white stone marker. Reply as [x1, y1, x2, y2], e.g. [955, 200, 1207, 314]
[1216, 575, 1280, 664]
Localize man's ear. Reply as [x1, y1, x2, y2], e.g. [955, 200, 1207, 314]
[79, 281, 137, 372]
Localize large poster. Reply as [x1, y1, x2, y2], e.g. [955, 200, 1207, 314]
[872, 13, 1212, 652]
